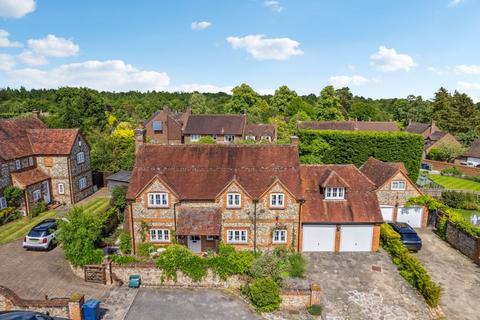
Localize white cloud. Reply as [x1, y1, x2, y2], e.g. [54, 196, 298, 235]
[328, 75, 370, 87]
[370, 45, 417, 72]
[0, 0, 35, 18]
[0, 54, 15, 70]
[191, 21, 212, 31]
[455, 64, 480, 75]
[6, 60, 170, 92]
[449, 0, 463, 7]
[226, 35, 303, 60]
[0, 29, 22, 48]
[264, 0, 283, 12]
[16, 50, 47, 66]
[27, 34, 79, 57]
[458, 81, 480, 90]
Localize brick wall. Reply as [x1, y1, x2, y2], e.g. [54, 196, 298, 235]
[424, 159, 480, 177]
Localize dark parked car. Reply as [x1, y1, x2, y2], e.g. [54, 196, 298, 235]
[389, 222, 422, 252]
[22, 219, 58, 251]
[0, 310, 63, 320]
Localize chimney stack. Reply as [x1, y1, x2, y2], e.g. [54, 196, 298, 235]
[290, 136, 299, 145]
[134, 121, 146, 153]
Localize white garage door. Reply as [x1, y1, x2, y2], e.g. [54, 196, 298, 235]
[339, 225, 373, 252]
[380, 206, 394, 222]
[397, 206, 423, 228]
[302, 225, 336, 252]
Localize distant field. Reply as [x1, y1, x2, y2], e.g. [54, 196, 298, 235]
[428, 174, 480, 192]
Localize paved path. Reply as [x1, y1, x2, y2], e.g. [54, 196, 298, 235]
[415, 228, 480, 320]
[0, 240, 106, 300]
[305, 252, 432, 320]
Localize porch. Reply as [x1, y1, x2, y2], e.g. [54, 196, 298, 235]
[176, 207, 222, 253]
[11, 168, 52, 215]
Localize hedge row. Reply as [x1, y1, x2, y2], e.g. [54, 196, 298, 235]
[297, 129, 424, 181]
[381, 224, 442, 307]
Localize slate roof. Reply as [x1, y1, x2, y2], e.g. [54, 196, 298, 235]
[359, 157, 407, 188]
[300, 164, 383, 223]
[298, 121, 399, 132]
[11, 168, 50, 187]
[243, 124, 276, 139]
[106, 170, 132, 183]
[176, 207, 222, 236]
[127, 144, 302, 200]
[184, 114, 247, 135]
[405, 122, 430, 134]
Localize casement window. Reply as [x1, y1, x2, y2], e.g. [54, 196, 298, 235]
[226, 192, 241, 208]
[325, 187, 345, 200]
[58, 183, 65, 195]
[245, 135, 256, 141]
[150, 229, 170, 242]
[153, 121, 163, 133]
[148, 192, 169, 207]
[270, 193, 285, 208]
[391, 180, 406, 191]
[190, 134, 201, 142]
[28, 157, 34, 166]
[15, 160, 21, 170]
[0, 197, 7, 210]
[32, 190, 41, 202]
[273, 229, 287, 244]
[224, 135, 235, 143]
[261, 136, 272, 141]
[79, 177, 87, 190]
[227, 230, 248, 244]
[77, 152, 85, 164]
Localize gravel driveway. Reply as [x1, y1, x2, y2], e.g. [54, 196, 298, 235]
[415, 228, 480, 320]
[305, 251, 432, 320]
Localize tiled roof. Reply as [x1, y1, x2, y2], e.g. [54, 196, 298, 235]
[176, 207, 222, 236]
[298, 121, 399, 132]
[27, 129, 79, 155]
[405, 122, 430, 134]
[300, 164, 383, 223]
[464, 139, 480, 158]
[127, 144, 302, 200]
[11, 168, 50, 187]
[359, 157, 407, 188]
[243, 124, 276, 139]
[184, 114, 247, 135]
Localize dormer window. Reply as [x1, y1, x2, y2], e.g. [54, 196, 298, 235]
[325, 187, 345, 200]
[270, 193, 285, 208]
[391, 180, 406, 190]
[227, 192, 241, 208]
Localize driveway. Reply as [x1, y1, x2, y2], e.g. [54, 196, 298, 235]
[0, 240, 106, 300]
[121, 288, 259, 320]
[415, 228, 480, 320]
[305, 252, 432, 320]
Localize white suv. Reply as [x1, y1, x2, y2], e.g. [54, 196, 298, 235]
[23, 219, 58, 250]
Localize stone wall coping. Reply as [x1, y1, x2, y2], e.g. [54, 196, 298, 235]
[281, 288, 311, 295]
[0, 285, 69, 308]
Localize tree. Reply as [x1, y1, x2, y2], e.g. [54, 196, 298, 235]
[335, 87, 353, 115]
[226, 84, 261, 114]
[189, 93, 208, 114]
[349, 100, 381, 121]
[316, 86, 345, 121]
[271, 86, 298, 116]
[432, 88, 454, 132]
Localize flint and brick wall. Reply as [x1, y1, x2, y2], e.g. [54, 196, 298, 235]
[70, 135, 94, 203]
[36, 156, 71, 205]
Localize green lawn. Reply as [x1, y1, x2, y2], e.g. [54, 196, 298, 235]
[428, 174, 480, 192]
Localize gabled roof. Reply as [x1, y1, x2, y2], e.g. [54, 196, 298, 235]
[405, 122, 430, 134]
[320, 169, 350, 188]
[359, 157, 407, 188]
[298, 121, 399, 132]
[300, 164, 382, 223]
[127, 144, 302, 200]
[184, 114, 247, 135]
[464, 139, 480, 158]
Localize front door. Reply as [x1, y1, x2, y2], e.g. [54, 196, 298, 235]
[187, 235, 201, 253]
[42, 181, 51, 204]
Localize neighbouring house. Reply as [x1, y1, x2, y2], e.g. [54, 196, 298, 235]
[360, 157, 427, 228]
[183, 114, 247, 144]
[126, 140, 384, 253]
[297, 120, 400, 132]
[0, 114, 94, 214]
[144, 107, 190, 145]
[457, 138, 480, 166]
[405, 120, 461, 157]
[105, 170, 131, 193]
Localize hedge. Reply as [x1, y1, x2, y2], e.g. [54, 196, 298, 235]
[381, 224, 442, 307]
[297, 129, 424, 181]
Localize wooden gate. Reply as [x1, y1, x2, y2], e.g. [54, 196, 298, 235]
[84, 265, 106, 284]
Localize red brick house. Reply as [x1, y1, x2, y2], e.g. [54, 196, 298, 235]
[0, 115, 93, 214]
[360, 157, 427, 228]
[405, 120, 461, 157]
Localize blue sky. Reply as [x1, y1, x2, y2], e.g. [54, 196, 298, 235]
[0, 0, 479, 100]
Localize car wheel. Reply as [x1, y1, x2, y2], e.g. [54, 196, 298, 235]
[47, 241, 53, 251]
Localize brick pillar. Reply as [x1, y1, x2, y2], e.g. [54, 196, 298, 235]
[393, 205, 399, 223]
[68, 294, 84, 320]
[334, 225, 341, 252]
[310, 284, 322, 306]
[421, 206, 429, 228]
[372, 224, 381, 251]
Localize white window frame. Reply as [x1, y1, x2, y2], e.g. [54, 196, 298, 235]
[227, 229, 248, 244]
[190, 134, 201, 142]
[224, 135, 235, 143]
[226, 192, 241, 208]
[391, 180, 406, 191]
[15, 160, 21, 170]
[148, 192, 169, 208]
[270, 193, 285, 208]
[32, 190, 41, 202]
[150, 228, 170, 242]
[261, 135, 272, 141]
[58, 183, 65, 195]
[325, 187, 345, 200]
[79, 177, 87, 190]
[0, 197, 7, 210]
[28, 157, 34, 166]
[245, 135, 256, 141]
[77, 152, 85, 164]
[273, 229, 287, 244]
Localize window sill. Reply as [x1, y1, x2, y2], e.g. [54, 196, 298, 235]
[147, 206, 169, 209]
[226, 206, 242, 209]
[227, 241, 248, 245]
[269, 206, 285, 210]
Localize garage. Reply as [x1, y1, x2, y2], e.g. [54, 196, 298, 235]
[339, 225, 373, 252]
[302, 225, 336, 252]
[380, 206, 394, 222]
[397, 206, 423, 228]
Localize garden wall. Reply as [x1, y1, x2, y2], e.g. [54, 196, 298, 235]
[425, 159, 480, 177]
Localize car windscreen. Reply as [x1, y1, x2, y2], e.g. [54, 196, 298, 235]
[28, 230, 46, 238]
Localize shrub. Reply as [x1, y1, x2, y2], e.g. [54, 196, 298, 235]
[156, 244, 208, 282]
[29, 200, 46, 218]
[307, 304, 322, 316]
[242, 278, 282, 312]
[462, 201, 478, 210]
[0, 207, 21, 225]
[441, 190, 468, 208]
[381, 224, 442, 307]
[111, 185, 128, 213]
[209, 244, 254, 280]
[428, 144, 465, 162]
[197, 136, 216, 144]
[3, 186, 23, 207]
[110, 254, 141, 264]
[440, 166, 462, 176]
[249, 253, 284, 281]
[119, 232, 132, 254]
[287, 253, 306, 278]
[137, 243, 156, 257]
